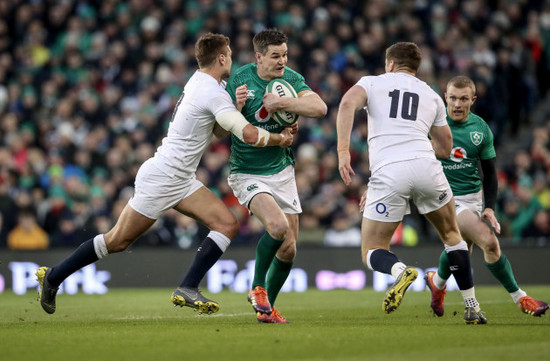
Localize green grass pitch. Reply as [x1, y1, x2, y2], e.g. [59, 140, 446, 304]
[2, 286, 549, 361]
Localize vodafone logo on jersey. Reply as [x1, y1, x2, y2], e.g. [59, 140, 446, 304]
[450, 147, 467, 162]
[255, 106, 271, 123]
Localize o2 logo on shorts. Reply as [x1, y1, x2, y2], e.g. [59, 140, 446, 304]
[376, 203, 389, 217]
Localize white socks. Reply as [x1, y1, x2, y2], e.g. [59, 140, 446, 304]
[93, 234, 109, 259]
[511, 289, 527, 305]
[432, 272, 447, 290]
[207, 231, 231, 252]
[391, 262, 407, 279]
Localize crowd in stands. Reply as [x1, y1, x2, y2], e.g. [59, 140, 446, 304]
[1, 0, 550, 250]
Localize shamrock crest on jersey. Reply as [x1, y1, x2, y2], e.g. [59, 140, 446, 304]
[470, 131, 483, 146]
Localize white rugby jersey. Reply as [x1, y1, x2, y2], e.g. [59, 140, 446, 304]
[153, 70, 235, 178]
[356, 72, 446, 173]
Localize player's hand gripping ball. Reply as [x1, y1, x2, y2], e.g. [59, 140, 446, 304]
[265, 79, 299, 126]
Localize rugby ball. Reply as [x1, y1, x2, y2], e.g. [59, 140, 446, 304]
[265, 79, 299, 126]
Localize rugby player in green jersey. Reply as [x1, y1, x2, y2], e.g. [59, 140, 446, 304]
[425, 75, 549, 317]
[224, 29, 327, 323]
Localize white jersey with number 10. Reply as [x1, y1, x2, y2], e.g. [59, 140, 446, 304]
[356, 72, 447, 173]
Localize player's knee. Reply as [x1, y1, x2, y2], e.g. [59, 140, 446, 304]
[215, 216, 239, 240]
[481, 237, 500, 258]
[264, 218, 288, 241]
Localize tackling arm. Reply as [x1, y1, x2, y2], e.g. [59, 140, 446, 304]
[215, 110, 292, 147]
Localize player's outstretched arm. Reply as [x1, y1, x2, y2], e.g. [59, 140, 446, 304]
[336, 85, 367, 186]
[215, 110, 292, 148]
[263, 91, 327, 119]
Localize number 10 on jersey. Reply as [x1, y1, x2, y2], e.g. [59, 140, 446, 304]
[388, 89, 419, 121]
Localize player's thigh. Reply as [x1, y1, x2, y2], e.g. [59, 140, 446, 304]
[249, 192, 288, 234]
[174, 186, 237, 235]
[457, 209, 499, 249]
[424, 198, 462, 244]
[361, 217, 400, 250]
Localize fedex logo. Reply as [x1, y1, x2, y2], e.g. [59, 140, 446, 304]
[207, 260, 307, 293]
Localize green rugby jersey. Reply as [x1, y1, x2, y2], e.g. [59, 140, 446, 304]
[438, 112, 496, 196]
[225, 63, 311, 175]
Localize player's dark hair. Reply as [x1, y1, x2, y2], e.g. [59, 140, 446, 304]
[195, 33, 230, 68]
[447, 75, 476, 95]
[253, 29, 288, 55]
[385, 42, 422, 73]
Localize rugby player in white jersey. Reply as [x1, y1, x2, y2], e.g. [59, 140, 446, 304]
[35, 33, 294, 315]
[337, 42, 486, 324]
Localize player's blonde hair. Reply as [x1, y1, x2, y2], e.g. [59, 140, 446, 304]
[195, 33, 230, 68]
[446, 75, 476, 95]
[385, 42, 421, 73]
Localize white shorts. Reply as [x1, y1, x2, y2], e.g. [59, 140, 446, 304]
[454, 190, 483, 217]
[227, 165, 302, 214]
[128, 158, 204, 219]
[363, 158, 452, 222]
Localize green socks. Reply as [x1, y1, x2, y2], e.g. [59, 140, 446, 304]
[437, 250, 452, 280]
[485, 254, 520, 293]
[252, 232, 284, 289]
[267, 257, 293, 305]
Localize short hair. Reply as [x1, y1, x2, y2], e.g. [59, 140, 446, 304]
[446, 75, 476, 95]
[253, 29, 288, 55]
[195, 33, 230, 68]
[385, 42, 422, 73]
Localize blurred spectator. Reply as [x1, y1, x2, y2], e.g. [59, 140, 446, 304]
[323, 211, 361, 247]
[502, 179, 543, 242]
[7, 207, 49, 250]
[522, 209, 550, 246]
[233, 215, 266, 246]
[50, 211, 85, 247]
[390, 222, 419, 247]
[1, 0, 550, 248]
[0, 212, 7, 248]
[172, 213, 200, 249]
